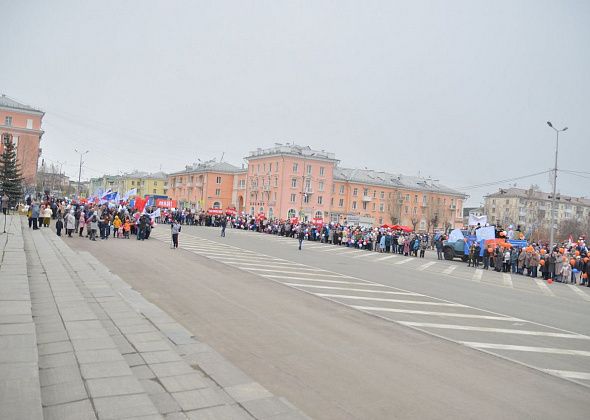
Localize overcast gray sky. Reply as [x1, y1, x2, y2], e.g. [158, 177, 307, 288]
[2, 0, 589, 205]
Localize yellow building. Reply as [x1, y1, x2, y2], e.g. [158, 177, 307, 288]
[89, 171, 168, 199]
[118, 171, 168, 197]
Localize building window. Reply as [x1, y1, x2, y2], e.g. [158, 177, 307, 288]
[315, 210, 323, 219]
[339, 185, 345, 194]
[293, 163, 298, 172]
[213, 201, 221, 208]
[274, 177, 278, 187]
[131, 181, 135, 186]
[153, 189, 156, 194]
[331, 198, 334, 206]
[288, 209, 296, 219]
[413, 207, 417, 215]
[362, 202, 367, 210]
[250, 206, 255, 215]
[352, 201, 357, 210]
[215, 189, 220, 196]
[4, 116, 12, 126]
[372, 203, 376, 211]
[405, 206, 409, 214]
[290, 193, 296, 203]
[317, 196, 323, 205]
[275, 162, 279, 172]
[353, 188, 358, 196]
[318, 181, 324, 191]
[379, 203, 384, 212]
[319, 167, 325, 176]
[306, 165, 312, 175]
[338, 198, 344, 207]
[303, 194, 310, 204]
[154, 181, 158, 186]
[414, 195, 418, 203]
[26, 119, 33, 129]
[291, 178, 297, 188]
[216, 176, 221, 184]
[380, 191, 384, 199]
[364, 188, 369, 196]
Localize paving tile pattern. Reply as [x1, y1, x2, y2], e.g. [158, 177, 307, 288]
[4, 215, 308, 420]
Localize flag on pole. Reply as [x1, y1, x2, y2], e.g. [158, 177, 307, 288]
[123, 188, 137, 201]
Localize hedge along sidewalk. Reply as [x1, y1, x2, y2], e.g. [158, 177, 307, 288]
[43, 225, 310, 420]
[0, 215, 43, 420]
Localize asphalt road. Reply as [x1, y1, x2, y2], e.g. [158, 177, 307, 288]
[69, 225, 590, 419]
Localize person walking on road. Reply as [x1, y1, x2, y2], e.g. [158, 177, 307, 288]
[171, 220, 181, 249]
[298, 225, 306, 250]
[220, 217, 227, 237]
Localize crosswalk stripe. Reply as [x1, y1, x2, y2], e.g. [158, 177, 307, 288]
[352, 306, 521, 321]
[443, 266, 456, 275]
[353, 252, 378, 259]
[416, 261, 436, 271]
[316, 294, 465, 307]
[398, 322, 589, 339]
[461, 342, 590, 357]
[318, 247, 346, 252]
[472, 270, 483, 282]
[534, 278, 555, 296]
[239, 268, 341, 276]
[395, 258, 414, 265]
[209, 256, 283, 263]
[568, 285, 590, 302]
[543, 369, 590, 380]
[283, 284, 420, 295]
[377, 255, 397, 262]
[225, 261, 312, 270]
[502, 273, 514, 288]
[262, 275, 385, 286]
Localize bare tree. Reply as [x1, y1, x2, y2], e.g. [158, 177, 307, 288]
[558, 218, 590, 241]
[388, 191, 403, 225]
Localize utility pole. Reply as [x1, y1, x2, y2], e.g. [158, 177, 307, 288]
[546, 122, 568, 251]
[75, 149, 89, 199]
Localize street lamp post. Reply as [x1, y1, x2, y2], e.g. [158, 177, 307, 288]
[546, 121, 568, 251]
[75, 149, 89, 199]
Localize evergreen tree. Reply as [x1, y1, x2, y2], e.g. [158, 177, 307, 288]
[0, 135, 23, 206]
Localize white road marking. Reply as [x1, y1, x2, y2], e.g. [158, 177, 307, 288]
[568, 285, 590, 302]
[225, 261, 314, 270]
[284, 284, 420, 295]
[443, 266, 457, 275]
[534, 278, 555, 296]
[352, 306, 521, 321]
[472, 270, 483, 282]
[318, 247, 347, 252]
[395, 258, 414, 265]
[502, 273, 514, 288]
[416, 261, 436, 271]
[461, 342, 590, 357]
[377, 255, 397, 262]
[398, 322, 589, 339]
[316, 294, 465, 307]
[262, 276, 387, 286]
[353, 252, 378, 259]
[239, 268, 342, 277]
[544, 370, 590, 380]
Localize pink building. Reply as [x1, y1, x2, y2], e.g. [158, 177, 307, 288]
[244, 145, 338, 221]
[167, 144, 467, 230]
[0, 95, 44, 188]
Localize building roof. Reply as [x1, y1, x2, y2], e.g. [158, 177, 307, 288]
[0, 94, 44, 114]
[246, 144, 338, 161]
[171, 160, 245, 175]
[334, 167, 466, 197]
[122, 170, 168, 179]
[485, 187, 590, 206]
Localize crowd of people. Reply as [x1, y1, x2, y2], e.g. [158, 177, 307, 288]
[17, 199, 590, 287]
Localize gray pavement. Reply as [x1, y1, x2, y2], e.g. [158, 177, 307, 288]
[0, 216, 307, 420]
[64, 223, 590, 419]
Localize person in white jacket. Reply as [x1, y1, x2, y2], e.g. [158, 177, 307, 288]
[65, 211, 76, 237]
[42, 205, 53, 227]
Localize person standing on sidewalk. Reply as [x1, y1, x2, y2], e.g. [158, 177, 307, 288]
[171, 219, 181, 249]
[65, 211, 76, 237]
[1, 192, 8, 215]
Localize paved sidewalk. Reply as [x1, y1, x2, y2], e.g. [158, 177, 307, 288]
[1, 216, 308, 420]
